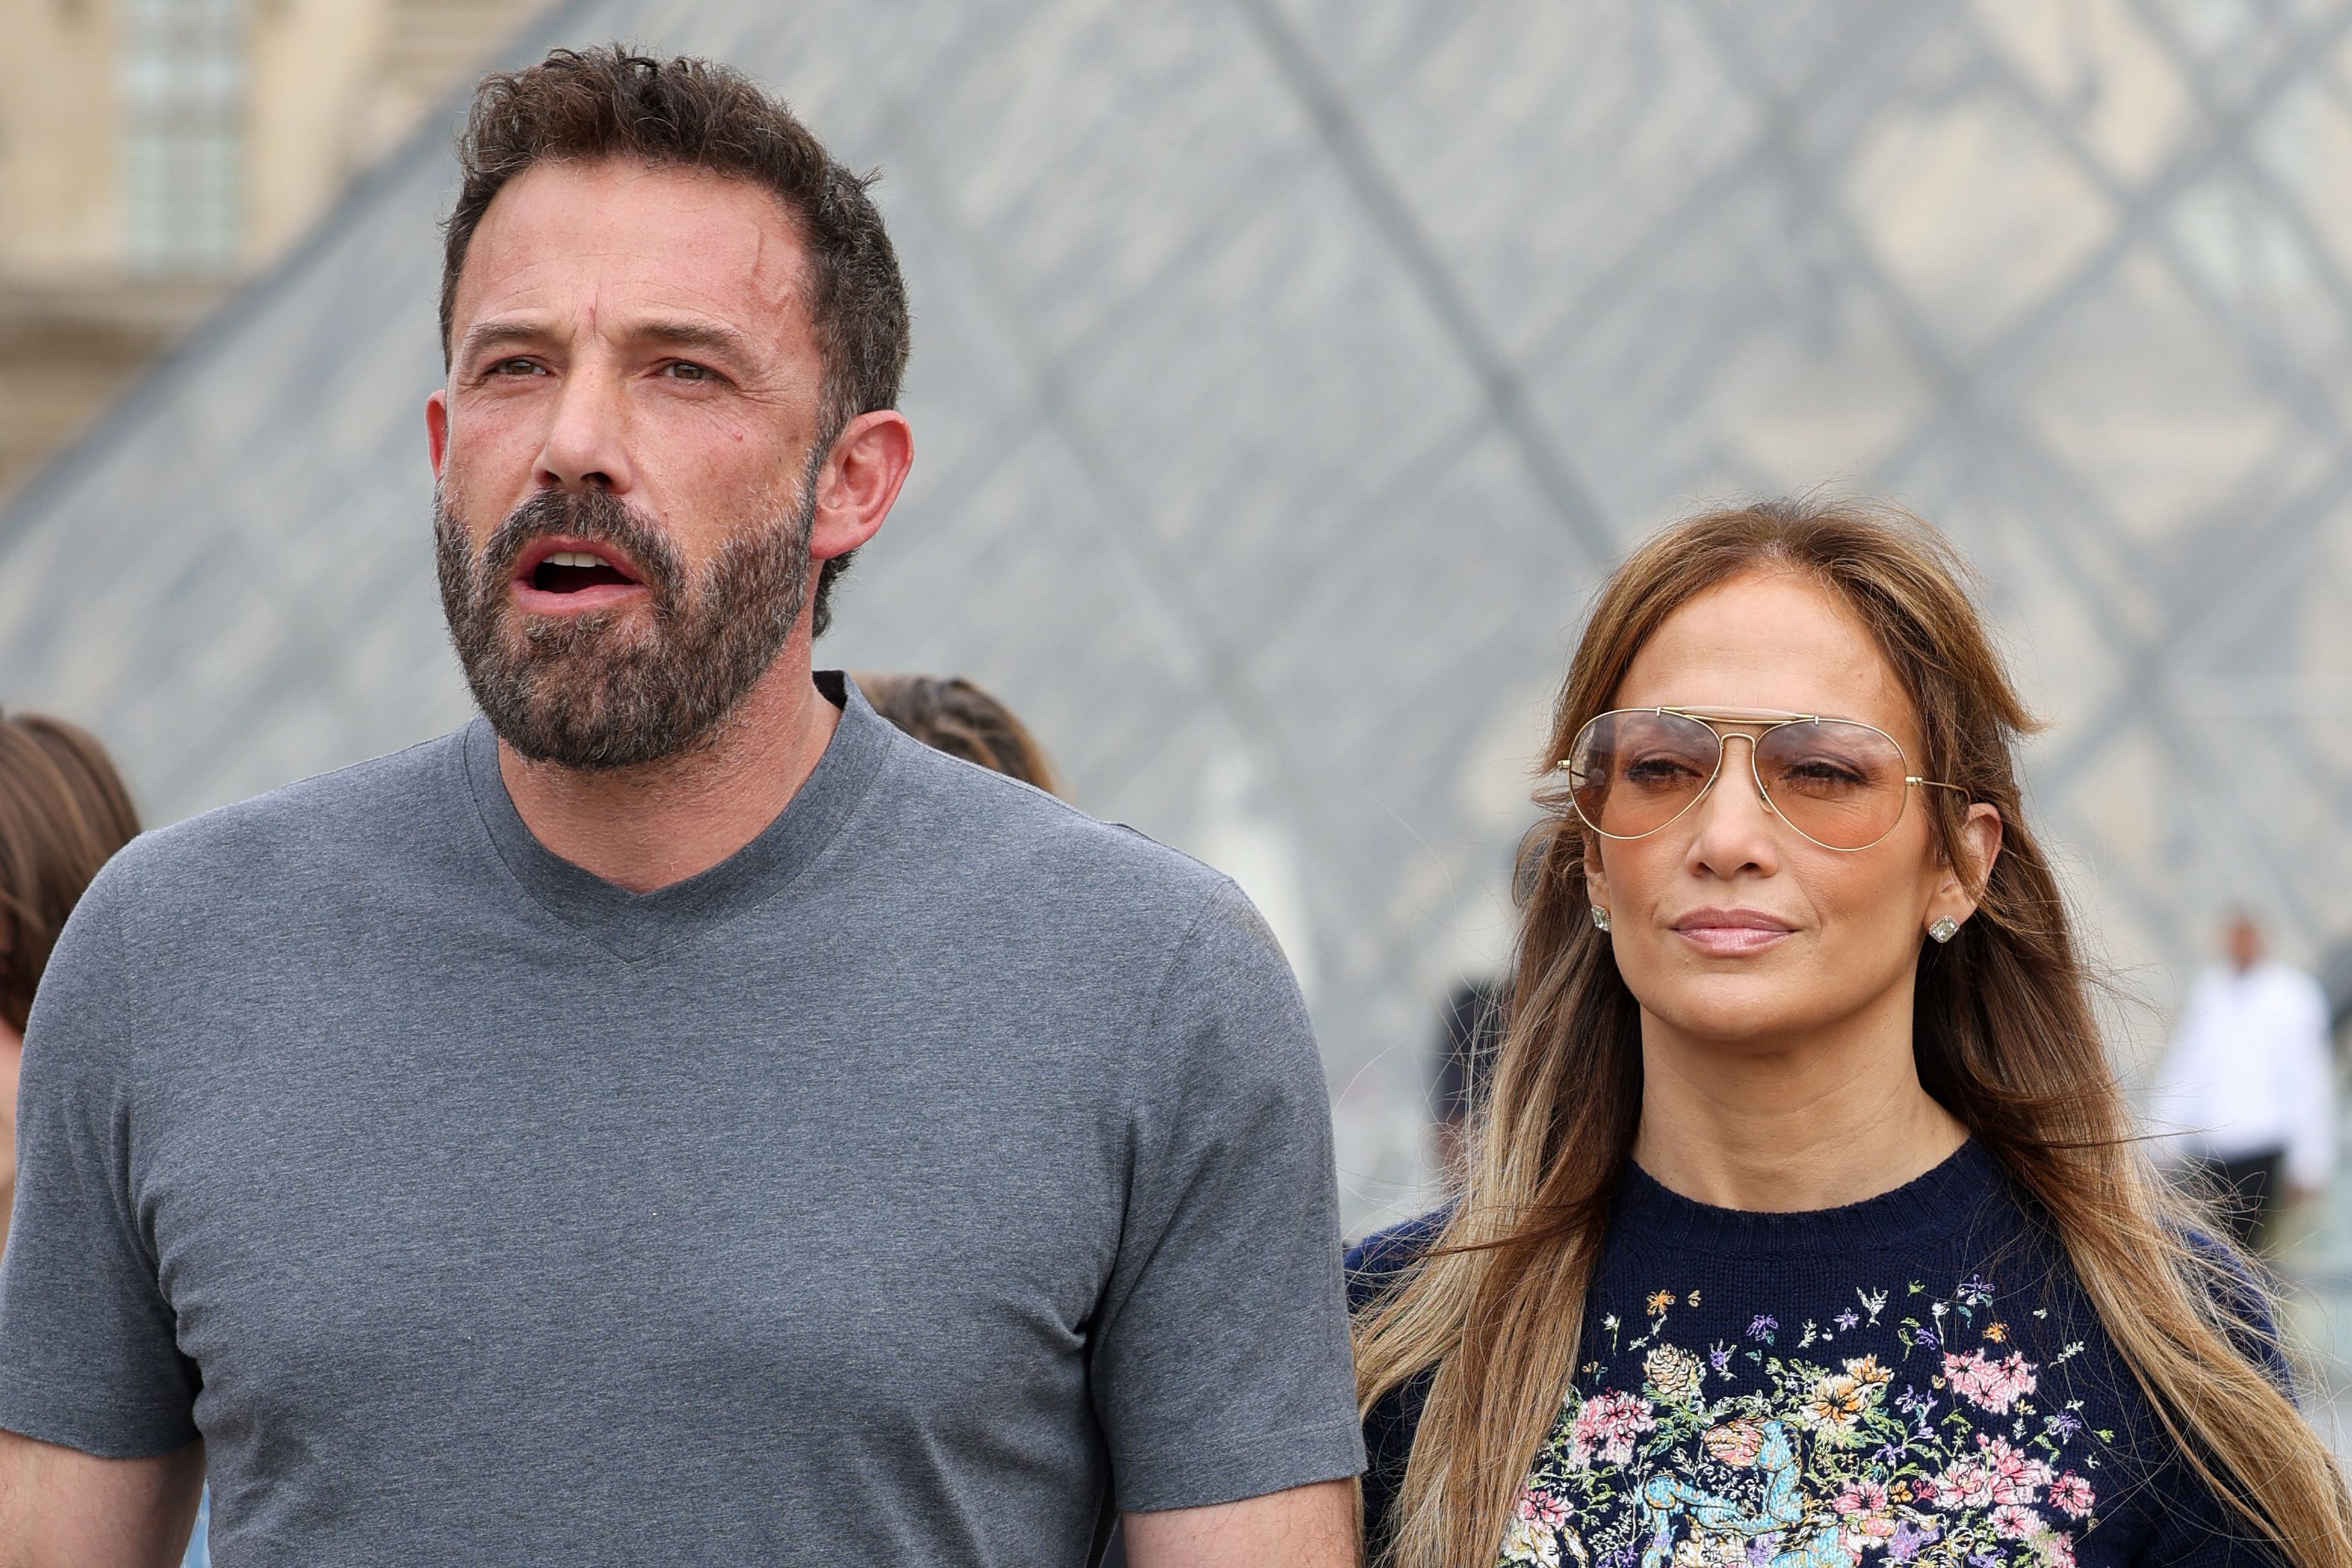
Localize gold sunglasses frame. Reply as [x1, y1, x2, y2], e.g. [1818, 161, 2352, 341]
[1556, 705, 1970, 853]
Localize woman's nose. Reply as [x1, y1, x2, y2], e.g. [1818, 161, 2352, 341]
[1685, 733, 1781, 873]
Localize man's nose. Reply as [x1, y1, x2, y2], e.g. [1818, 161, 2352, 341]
[535, 361, 635, 494]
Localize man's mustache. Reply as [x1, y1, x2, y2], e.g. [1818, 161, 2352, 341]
[477, 488, 685, 599]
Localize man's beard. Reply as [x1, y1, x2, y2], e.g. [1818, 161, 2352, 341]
[435, 478, 816, 771]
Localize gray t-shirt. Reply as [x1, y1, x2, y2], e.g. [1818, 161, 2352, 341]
[0, 674, 1361, 1565]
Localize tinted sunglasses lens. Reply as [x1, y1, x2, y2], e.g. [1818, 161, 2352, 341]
[1753, 720, 1910, 848]
[1568, 711, 1720, 838]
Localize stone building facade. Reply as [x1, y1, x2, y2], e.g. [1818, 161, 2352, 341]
[0, 0, 546, 501]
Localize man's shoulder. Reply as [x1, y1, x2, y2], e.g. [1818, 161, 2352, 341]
[866, 725, 1236, 916]
[102, 730, 468, 900]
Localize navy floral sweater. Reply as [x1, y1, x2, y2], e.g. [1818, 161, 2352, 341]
[1348, 1143, 2287, 1567]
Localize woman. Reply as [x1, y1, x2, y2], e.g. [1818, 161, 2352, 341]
[1351, 499, 2350, 1567]
[855, 672, 1064, 796]
[0, 709, 140, 1258]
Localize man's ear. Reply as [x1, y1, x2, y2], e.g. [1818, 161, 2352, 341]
[426, 390, 451, 480]
[808, 410, 913, 564]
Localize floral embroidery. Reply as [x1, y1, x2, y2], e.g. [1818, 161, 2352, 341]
[1499, 1280, 2099, 1568]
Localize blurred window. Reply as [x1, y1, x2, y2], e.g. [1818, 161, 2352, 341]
[120, 0, 247, 275]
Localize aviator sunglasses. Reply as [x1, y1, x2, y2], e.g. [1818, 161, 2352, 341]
[1556, 706, 1969, 853]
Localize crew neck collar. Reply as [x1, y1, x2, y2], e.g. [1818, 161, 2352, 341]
[460, 669, 891, 961]
[1612, 1139, 2007, 1263]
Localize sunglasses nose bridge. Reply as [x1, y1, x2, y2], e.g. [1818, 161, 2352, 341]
[1690, 725, 1783, 822]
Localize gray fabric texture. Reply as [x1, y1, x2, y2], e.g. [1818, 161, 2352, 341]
[0, 673, 1362, 1566]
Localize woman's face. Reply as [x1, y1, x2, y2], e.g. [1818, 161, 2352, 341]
[1585, 570, 1999, 1051]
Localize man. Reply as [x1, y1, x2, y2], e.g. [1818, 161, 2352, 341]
[0, 49, 1361, 1566]
[2151, 910, 2339, 1252]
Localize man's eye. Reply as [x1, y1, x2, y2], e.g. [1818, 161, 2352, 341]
[662, 361, 714, 382]
[488, 357, 542, 377]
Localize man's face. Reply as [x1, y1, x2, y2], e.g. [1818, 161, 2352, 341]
[428, 157, 829, 769]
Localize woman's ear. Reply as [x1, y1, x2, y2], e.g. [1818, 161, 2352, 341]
[1584, 836, 1611, 926]
[1927, 802, 2003, 934]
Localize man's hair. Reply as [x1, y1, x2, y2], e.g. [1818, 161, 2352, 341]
[0, 712, 140, 1033]
[441, 45, 909, 636]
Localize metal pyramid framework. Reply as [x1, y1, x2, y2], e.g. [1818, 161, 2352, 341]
[7, 0, 2352, 1220]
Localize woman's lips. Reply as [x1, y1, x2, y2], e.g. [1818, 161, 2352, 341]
[1669, 908, 1797, 956]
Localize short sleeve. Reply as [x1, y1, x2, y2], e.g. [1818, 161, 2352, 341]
[1089, 881, 1364, 1513]
[0, 866, 200, 1456]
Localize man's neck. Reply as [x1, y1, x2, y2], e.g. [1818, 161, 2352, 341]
[496, 654, 840, 894]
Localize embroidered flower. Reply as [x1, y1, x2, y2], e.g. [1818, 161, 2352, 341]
[1979, 1436, 2054, 1505]
[1990, 1504, 2042, 1540]
[1943, 1347, 2038, 1414]
[1501, 1515, 1562, 1566]
[1701, 1418, 1765, 1468]
[1644, 1344, 1705, 1405]
[1844, 1354, 1891, 1387]
[1806, 1374, 1871, 1433]
[1567, 1390, 1655, 1468]
[2046, 1473, 2095, 1519]
[1886, 1521, 1939, 1563]
[1503, 1282, 2113, 1568]
[1831, 1479, 1900, 1553]
[1804, 1354, 1892, 1436]
[1833, 1479, 1889, 1517]
[1928, 1456, 1997, 1511]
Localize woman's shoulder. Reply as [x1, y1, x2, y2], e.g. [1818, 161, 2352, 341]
[1344, 1207, 1453, 1312]
[2179, 1225, 2296, 1394]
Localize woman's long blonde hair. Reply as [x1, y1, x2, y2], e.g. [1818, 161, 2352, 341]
[1355, 497, 2352, 1567]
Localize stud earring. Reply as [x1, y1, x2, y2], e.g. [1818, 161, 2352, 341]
[1928, 916, 1960, 944]
[1591, 906, 1611, 932]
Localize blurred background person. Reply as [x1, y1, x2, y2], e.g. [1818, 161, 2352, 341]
[1428, 977, 1503, 1182]
[2151, 910, 2339, 1254]
[0, 713, 200, 1562]
[856, 672, 1063, 796]
[0, 709, 140, 1259]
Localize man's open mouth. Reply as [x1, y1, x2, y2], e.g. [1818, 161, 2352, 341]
[512, 539, 647, 600]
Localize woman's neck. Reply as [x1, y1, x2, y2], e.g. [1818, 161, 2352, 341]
[1630, 1002, 1968, 1213]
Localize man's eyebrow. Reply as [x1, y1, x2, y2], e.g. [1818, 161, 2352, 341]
[455, 320, 554, 363]
[631, 320, 756, 359]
